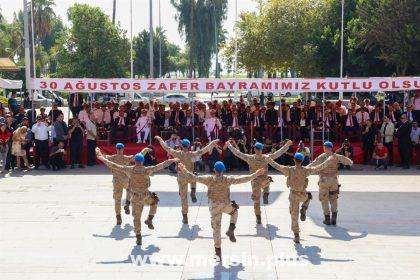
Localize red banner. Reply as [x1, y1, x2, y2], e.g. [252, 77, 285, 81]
[32, 77, 420, 93]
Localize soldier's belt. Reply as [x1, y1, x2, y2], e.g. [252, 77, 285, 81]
[291, 190, 307, 195]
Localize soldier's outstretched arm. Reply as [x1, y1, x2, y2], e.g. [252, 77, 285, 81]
[306, 154, 324, 168]
[227, 142, 252, 163]
[307, 155, 336, 174]
[269, 140, 293, 160]
[178, 163, 212, 185]
[155, 136, 177, 156]
[146, 158, 179, 175]
[193, 139, 219, 157]
[266, 158, 291, 176]
[229, 168, 265, 185]
[96, 148, 132, 175]
[337, 154, 354, 166]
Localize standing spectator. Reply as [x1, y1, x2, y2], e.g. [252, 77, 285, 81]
[48, 102, 63, 123]
[32, 115, 50, 170]
[49, 141, 66, 171]
[11, 126, 30, 171]
[53, 113, 68, 148]
[361, 119, 377, 164]
[85, 113, 98, 166]
[69, 93, 84, 118]
[410, 120, 420, 166]
[380, 116, 395, 165]
[396, 114, 412, 169]
[78, 104, 91, 124]
[0, 122, 11, 173]
[372, 142, 388, 170]
[14, 106, 26, 124]
[8, 92, 19, 115]
[412, 91, 420, 122]
[4, 114, 17, 170]
[68, 118, 85, 169]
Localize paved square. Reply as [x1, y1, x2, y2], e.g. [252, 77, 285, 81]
[1, 166, 419, 280]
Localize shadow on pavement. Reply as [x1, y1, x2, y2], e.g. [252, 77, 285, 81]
[97, 244, 160, 265]
[294, 244, 353, 265]
[92, 224, 139, 240]
[158, 224, 212, 240]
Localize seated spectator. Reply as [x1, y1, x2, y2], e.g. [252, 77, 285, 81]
[372, 142, 388, 170]
[296, 140, 311, 166]
[135, 109, 151, 143]
[49, 141, 66, 171]
[111, 110, 130, 142]
[95, 104, 111, 140]
[342, 110, 359, 139]
[144, 145, 157, 167]
[336, 138, 353, 169]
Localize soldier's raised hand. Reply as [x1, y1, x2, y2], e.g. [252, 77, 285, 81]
[286, 140, 293, 146]
[154, 136, 163, 141]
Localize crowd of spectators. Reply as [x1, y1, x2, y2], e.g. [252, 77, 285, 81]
[0, 91, 419, 173]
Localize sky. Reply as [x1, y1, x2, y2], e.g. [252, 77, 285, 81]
[1, 0, 258, 48]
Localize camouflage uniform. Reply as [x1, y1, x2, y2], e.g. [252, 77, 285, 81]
[181, 167, 260, 248]
[308, 152, 353, 216]
[228, 143, 291, 215]
[158, 138, 218, 214]
[268, 157, 333, 234]
[104, 148, 150, 215]
[99, 157, 175, 236]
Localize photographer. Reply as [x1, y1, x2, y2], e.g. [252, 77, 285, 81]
[372, 142, 388, 170]
[49, 141, 66, 171]
[336, 139, 353, 169]
[193, 139, 205, 172]
[296, 140, 311, 166]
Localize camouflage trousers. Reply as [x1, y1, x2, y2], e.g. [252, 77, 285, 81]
[251, 176, 271, 215]
[113, 183, 131, 215]
[132, 191, 158, 235]
[210, 201, 238, 248]
[289, 190, 311, 234]
[178, 179, 197, 215]
[318, 176, 339, 215]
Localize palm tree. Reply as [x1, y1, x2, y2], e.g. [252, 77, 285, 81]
[112, 0, 116, 24]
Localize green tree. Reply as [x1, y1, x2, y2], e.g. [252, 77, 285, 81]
[54, 4, 129, 78]
[171, 0, 228, 77]
[356, 0, 420, 75]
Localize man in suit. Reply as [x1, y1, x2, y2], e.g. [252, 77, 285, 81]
[361, 119, 377, 164]
[169, 104, 185, 128]
[180, 109, 199, 141]
[396, 114, 412, 169]
[342, 110, 359, 139]
[111, 110, 130, 142]
[69, 93, 83, 118]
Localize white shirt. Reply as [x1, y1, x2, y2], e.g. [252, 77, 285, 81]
[85, 120, 97, 140]
[31, 122, 50, 141]
[356, 111, 370, 124]
[135, 116, 149, 131]
[410, 127, 419, 144]
[94, 109, 111, 125]
[78, 110, 90, 124]
[413, 97, 420, 110]
[204, 117, 221, 131]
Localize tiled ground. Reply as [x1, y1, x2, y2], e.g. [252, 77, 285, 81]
[0, 166, 419, 280]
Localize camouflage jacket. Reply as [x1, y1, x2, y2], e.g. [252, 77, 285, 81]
[307, 152, 353, 178]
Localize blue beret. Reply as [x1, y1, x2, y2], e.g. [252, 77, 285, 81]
[134, 153, 145, 163]
[294, 153, 305, 162]
[115, 143, 124, 150]
[255, 142, 264, 150]
[214, 161, 226, 172]
[182, 139, 191, 147]
[323, 141, 333, 148]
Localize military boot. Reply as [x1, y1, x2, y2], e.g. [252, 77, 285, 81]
[144, 215, 155, 230]
[323, 214, 331, 225]
[190, 188, 197, 203]
[225, 223, 236, 242]
[331, 212, 337, 226]
[293, 233, 300, 243]
[256, 214, 262, 224]
[182, 214, 188, 224]
[300, 206, 307, 221]
[136, 234, 142, 245]
[124, 201, 130, 215]
[215, 247, 222, 262]
[116, 214, 122, 225]
[263, 193, 269, 205]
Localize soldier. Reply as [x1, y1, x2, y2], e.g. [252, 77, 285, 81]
[102, 143, 151, 225]
[307, 141, 353, 226]
[267, 153, 335, 243]
[178, 161, 264, 261]
[227, 140, 293, 224]
[96, 147, 178, 246]
[155, 136, 219, 224]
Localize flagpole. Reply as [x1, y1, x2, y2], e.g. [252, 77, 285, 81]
[158, 0, 162, 78]
[23, 0, 32, 114]
[339, 0, 344, 100]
